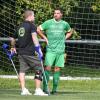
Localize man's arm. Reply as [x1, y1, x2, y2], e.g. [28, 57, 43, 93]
[65, 28, 73, 39]
[31, 32, 43, 60]
[10, 37, 17, 53]
[37, 26, 48, 45]
[31, 32, 40, 46]
[11, 37, 16, 47]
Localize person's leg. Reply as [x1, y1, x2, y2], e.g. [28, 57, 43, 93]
[18, 55, 31, 95]
[52, 67, 60, 93]
[19, 72, 25, 90]
[43, 52, 56, 92]
[26, 55, 48, 96]
[34, 68, 48, 96]
[34, 69, 43, 89]
[52, 53, 64, 94]
[43, 66, 51, 92]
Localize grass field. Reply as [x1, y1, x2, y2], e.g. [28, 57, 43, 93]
[0, 78, 100, 100]
[1, 65, 100, 77]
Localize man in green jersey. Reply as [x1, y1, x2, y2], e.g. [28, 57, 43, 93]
[37, 8, 72, 94]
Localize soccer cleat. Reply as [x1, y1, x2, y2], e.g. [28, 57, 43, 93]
[34, 88, 48, 96]
[51, 91, 57, 95]
[21, 88, 32, 95]
[43, 90, 50, 94]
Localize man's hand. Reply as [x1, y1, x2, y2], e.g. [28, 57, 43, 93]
[2, 43, 16, 59]
[37, 26, 49, 45]
[10, 47, 17, 54]
[35, 46, 43, 60]
[65, 28, 73, 39]
[44, 37, 49, 45]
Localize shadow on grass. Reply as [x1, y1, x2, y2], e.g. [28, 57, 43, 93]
[51, 91, 96, 95]
[0, 89, 97, 96]
[0, 89, 20, 95]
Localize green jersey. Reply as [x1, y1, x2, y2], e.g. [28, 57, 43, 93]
[40, 19, 71, 53]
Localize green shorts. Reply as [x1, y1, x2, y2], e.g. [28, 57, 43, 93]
[45, 52, 64, 67]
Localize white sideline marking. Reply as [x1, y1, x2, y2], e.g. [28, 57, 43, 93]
[0, 75, 100, 80]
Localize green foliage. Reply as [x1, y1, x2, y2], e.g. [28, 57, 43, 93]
[1, 0, 99, 33]
[16, 0, 54, 25]
[0, 0, 16, 35]
[70, 28, 81, 40]
[16, 0, 79, 25]
[58, 0, 78, 15]
[16, 0, 80, 40]
[92, 0, 100, 13]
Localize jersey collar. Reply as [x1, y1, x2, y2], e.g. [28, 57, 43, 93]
[53, 18, 62, 23]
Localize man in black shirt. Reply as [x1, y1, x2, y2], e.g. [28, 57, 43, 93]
[10, 10, 48, 96]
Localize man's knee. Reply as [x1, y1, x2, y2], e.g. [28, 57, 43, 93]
[54, 67, 60, 72]
[45, 66, 51, 71]
[34, 70, 43, 81]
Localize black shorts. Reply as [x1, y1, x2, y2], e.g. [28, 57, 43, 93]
[18, 55, 42, 73]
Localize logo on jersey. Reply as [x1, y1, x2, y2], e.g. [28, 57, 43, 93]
[18, 27, 25, 37]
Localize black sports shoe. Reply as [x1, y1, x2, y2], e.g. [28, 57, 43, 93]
[51, 91, 57, 95]
[43, 90, 50, 94]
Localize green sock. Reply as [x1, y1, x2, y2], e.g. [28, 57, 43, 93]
[52, 71, 60, 92]
[43, 70, 50, 91]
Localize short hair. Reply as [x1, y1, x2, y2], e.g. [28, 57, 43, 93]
[23, 10, 34, 19]
[54, 7, 63, 14]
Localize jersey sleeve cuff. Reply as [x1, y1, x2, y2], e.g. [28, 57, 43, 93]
[39, 25, 43, 31]
[67, 28, 71, 32]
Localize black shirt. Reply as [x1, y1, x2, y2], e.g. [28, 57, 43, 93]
[14, 21, 36, 55]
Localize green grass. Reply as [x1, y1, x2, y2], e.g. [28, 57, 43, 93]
[1, 65, 100, 100]
[61, 65, 100, 77]
[0, 90, 100, 100]
[0, 78, 100, 100]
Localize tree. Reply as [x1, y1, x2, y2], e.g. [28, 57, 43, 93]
[92, 0, 100, 13]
